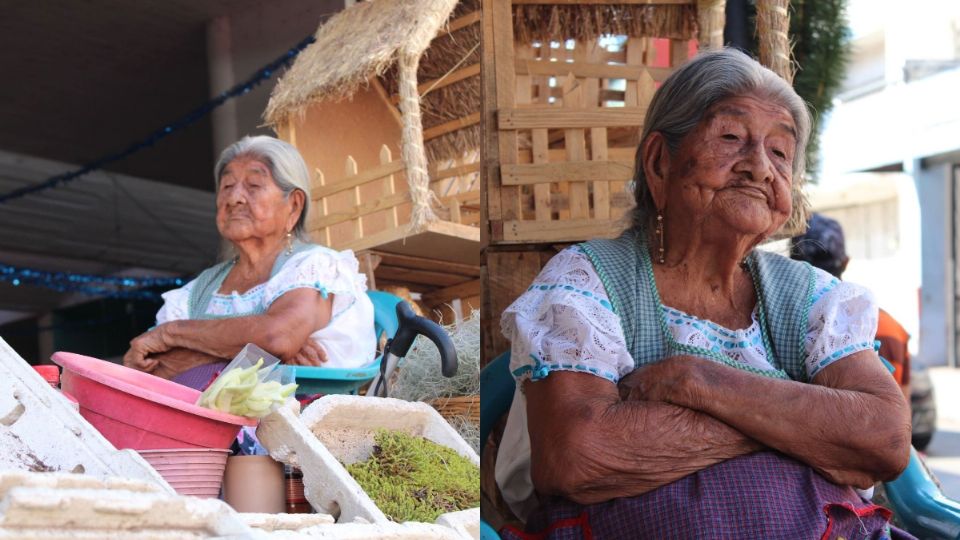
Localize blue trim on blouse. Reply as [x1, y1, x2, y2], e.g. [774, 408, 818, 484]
[525, 283, 614, 311]
[810, 340, 875, 377]
[511, 354, 619, 384]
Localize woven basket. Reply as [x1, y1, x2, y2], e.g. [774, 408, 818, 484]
[430, 395, 479, 426]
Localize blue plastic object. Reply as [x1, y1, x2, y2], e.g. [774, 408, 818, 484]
[884, 448, 960, 539]
[480, 352, 515, 459]
[289, 291, 402, 395]
[480, 518, 501, 540]
[479, 352, 514, 540]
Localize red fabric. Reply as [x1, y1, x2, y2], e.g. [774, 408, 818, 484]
[501, 512, 593, 540]
[820, 502, 894, 540]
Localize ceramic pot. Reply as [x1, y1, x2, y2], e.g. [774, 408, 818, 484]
[222, 455, 286, 513]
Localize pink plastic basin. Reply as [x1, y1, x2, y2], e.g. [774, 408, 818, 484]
[53, 352, 257, 450]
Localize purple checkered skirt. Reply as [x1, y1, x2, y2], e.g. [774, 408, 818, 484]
[501, 451, 914, 540]
[171, 362, 228, 391]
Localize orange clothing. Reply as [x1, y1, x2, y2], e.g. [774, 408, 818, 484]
[876, 308, 910, 387]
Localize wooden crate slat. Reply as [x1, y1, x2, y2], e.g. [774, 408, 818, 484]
[499, 107, 646, 129]
[376, 266, 469, 288]
[374, 251, 482, 278]
[531, 129, 551, 220]
[421, 278, 482, 306]
[493, 0, 521, 224]
[563, 72, 590, 219]
[516, 44, 536, 222]
[442, 191, 482, 205]
[500, 161, 633, 186]
[586, 41, 611, 220]
[423, 112, 481, 141]
[432, 161, 480, 181]
[503, 218, 621, 242]
[437, 10, 480, 38]
[312, 160, 406, 200]
[519, 188, 633, 211]
[516, 59, 672, 83]
[518, 146, 636, 163]
[481, 0, 502, 241]
[390, 63, 481, 105]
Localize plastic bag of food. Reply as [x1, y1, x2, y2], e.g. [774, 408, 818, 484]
[196, 343, 297, 418]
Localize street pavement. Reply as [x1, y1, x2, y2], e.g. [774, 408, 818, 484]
[923, 367, 960, 499]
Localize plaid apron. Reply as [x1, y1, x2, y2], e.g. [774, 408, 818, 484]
[501, 451, 914, 540]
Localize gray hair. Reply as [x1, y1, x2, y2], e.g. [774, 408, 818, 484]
[214, 135, 311, 241]
[630, 48, 812, 234]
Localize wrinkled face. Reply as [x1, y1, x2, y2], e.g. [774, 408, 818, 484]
[216, 157, 297, 244]
[661, 94, 796, 239]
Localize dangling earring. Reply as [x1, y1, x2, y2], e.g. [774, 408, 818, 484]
[285, 231, 294, 255]
[655, 213, 665, 264]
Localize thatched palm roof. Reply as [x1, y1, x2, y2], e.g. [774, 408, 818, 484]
[264, 0, 461, 127]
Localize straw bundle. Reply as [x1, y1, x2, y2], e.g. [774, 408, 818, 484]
[697, 0, 726, 50]
[757, 0, 794, 84]
[513, 4, 698, 44]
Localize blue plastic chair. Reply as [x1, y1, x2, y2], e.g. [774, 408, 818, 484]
[287, 291, 402, 395]
[479, 352, 514, 540]
[479, 351, 960, 539]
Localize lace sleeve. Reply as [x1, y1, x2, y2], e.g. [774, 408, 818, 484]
[263, 246, 366, 319]
[804, 268, 879, 379]
[500, 247, 634, 386]
[155, 280, 194, 325]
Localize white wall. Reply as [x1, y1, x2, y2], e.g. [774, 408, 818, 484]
[809, 173, 922, 357]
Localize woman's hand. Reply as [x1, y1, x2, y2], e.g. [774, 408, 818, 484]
[618, 355, 706, 406]
[123, 324, 174, 372]
[288, 340, 328, 366]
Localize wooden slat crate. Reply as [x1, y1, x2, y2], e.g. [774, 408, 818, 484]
[485, 0, 698, 245]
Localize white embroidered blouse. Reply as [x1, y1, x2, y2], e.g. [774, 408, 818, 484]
[496, 246, 879, 520]
[156, 246, 377, 369]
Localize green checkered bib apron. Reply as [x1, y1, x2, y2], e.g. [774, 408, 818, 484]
[580, 229, 816, 381]
[187, 239, 317, 320]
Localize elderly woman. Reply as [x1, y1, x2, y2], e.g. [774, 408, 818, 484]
[497, 49, 912, 539]
[123, 135, 376, 389]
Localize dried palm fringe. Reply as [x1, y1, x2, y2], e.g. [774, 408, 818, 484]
[426, 123, 480, 165]
[264, 0, 458, 126]
[756, 0, 794, 83]
[756, 0, 809, 237]
[513, 4, 698, 44]
[697, 0, 726, 49]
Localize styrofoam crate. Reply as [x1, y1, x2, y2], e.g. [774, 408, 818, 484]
[0, 471, 256, 538]
[257, 395, 478, 535]
[0, 338, 170, 489]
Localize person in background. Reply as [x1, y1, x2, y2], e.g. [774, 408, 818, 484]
[790, 212, 910, 398]
[122, 135, 376, 389]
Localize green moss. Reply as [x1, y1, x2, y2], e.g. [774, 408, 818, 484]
[346, 430, 480, 523]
